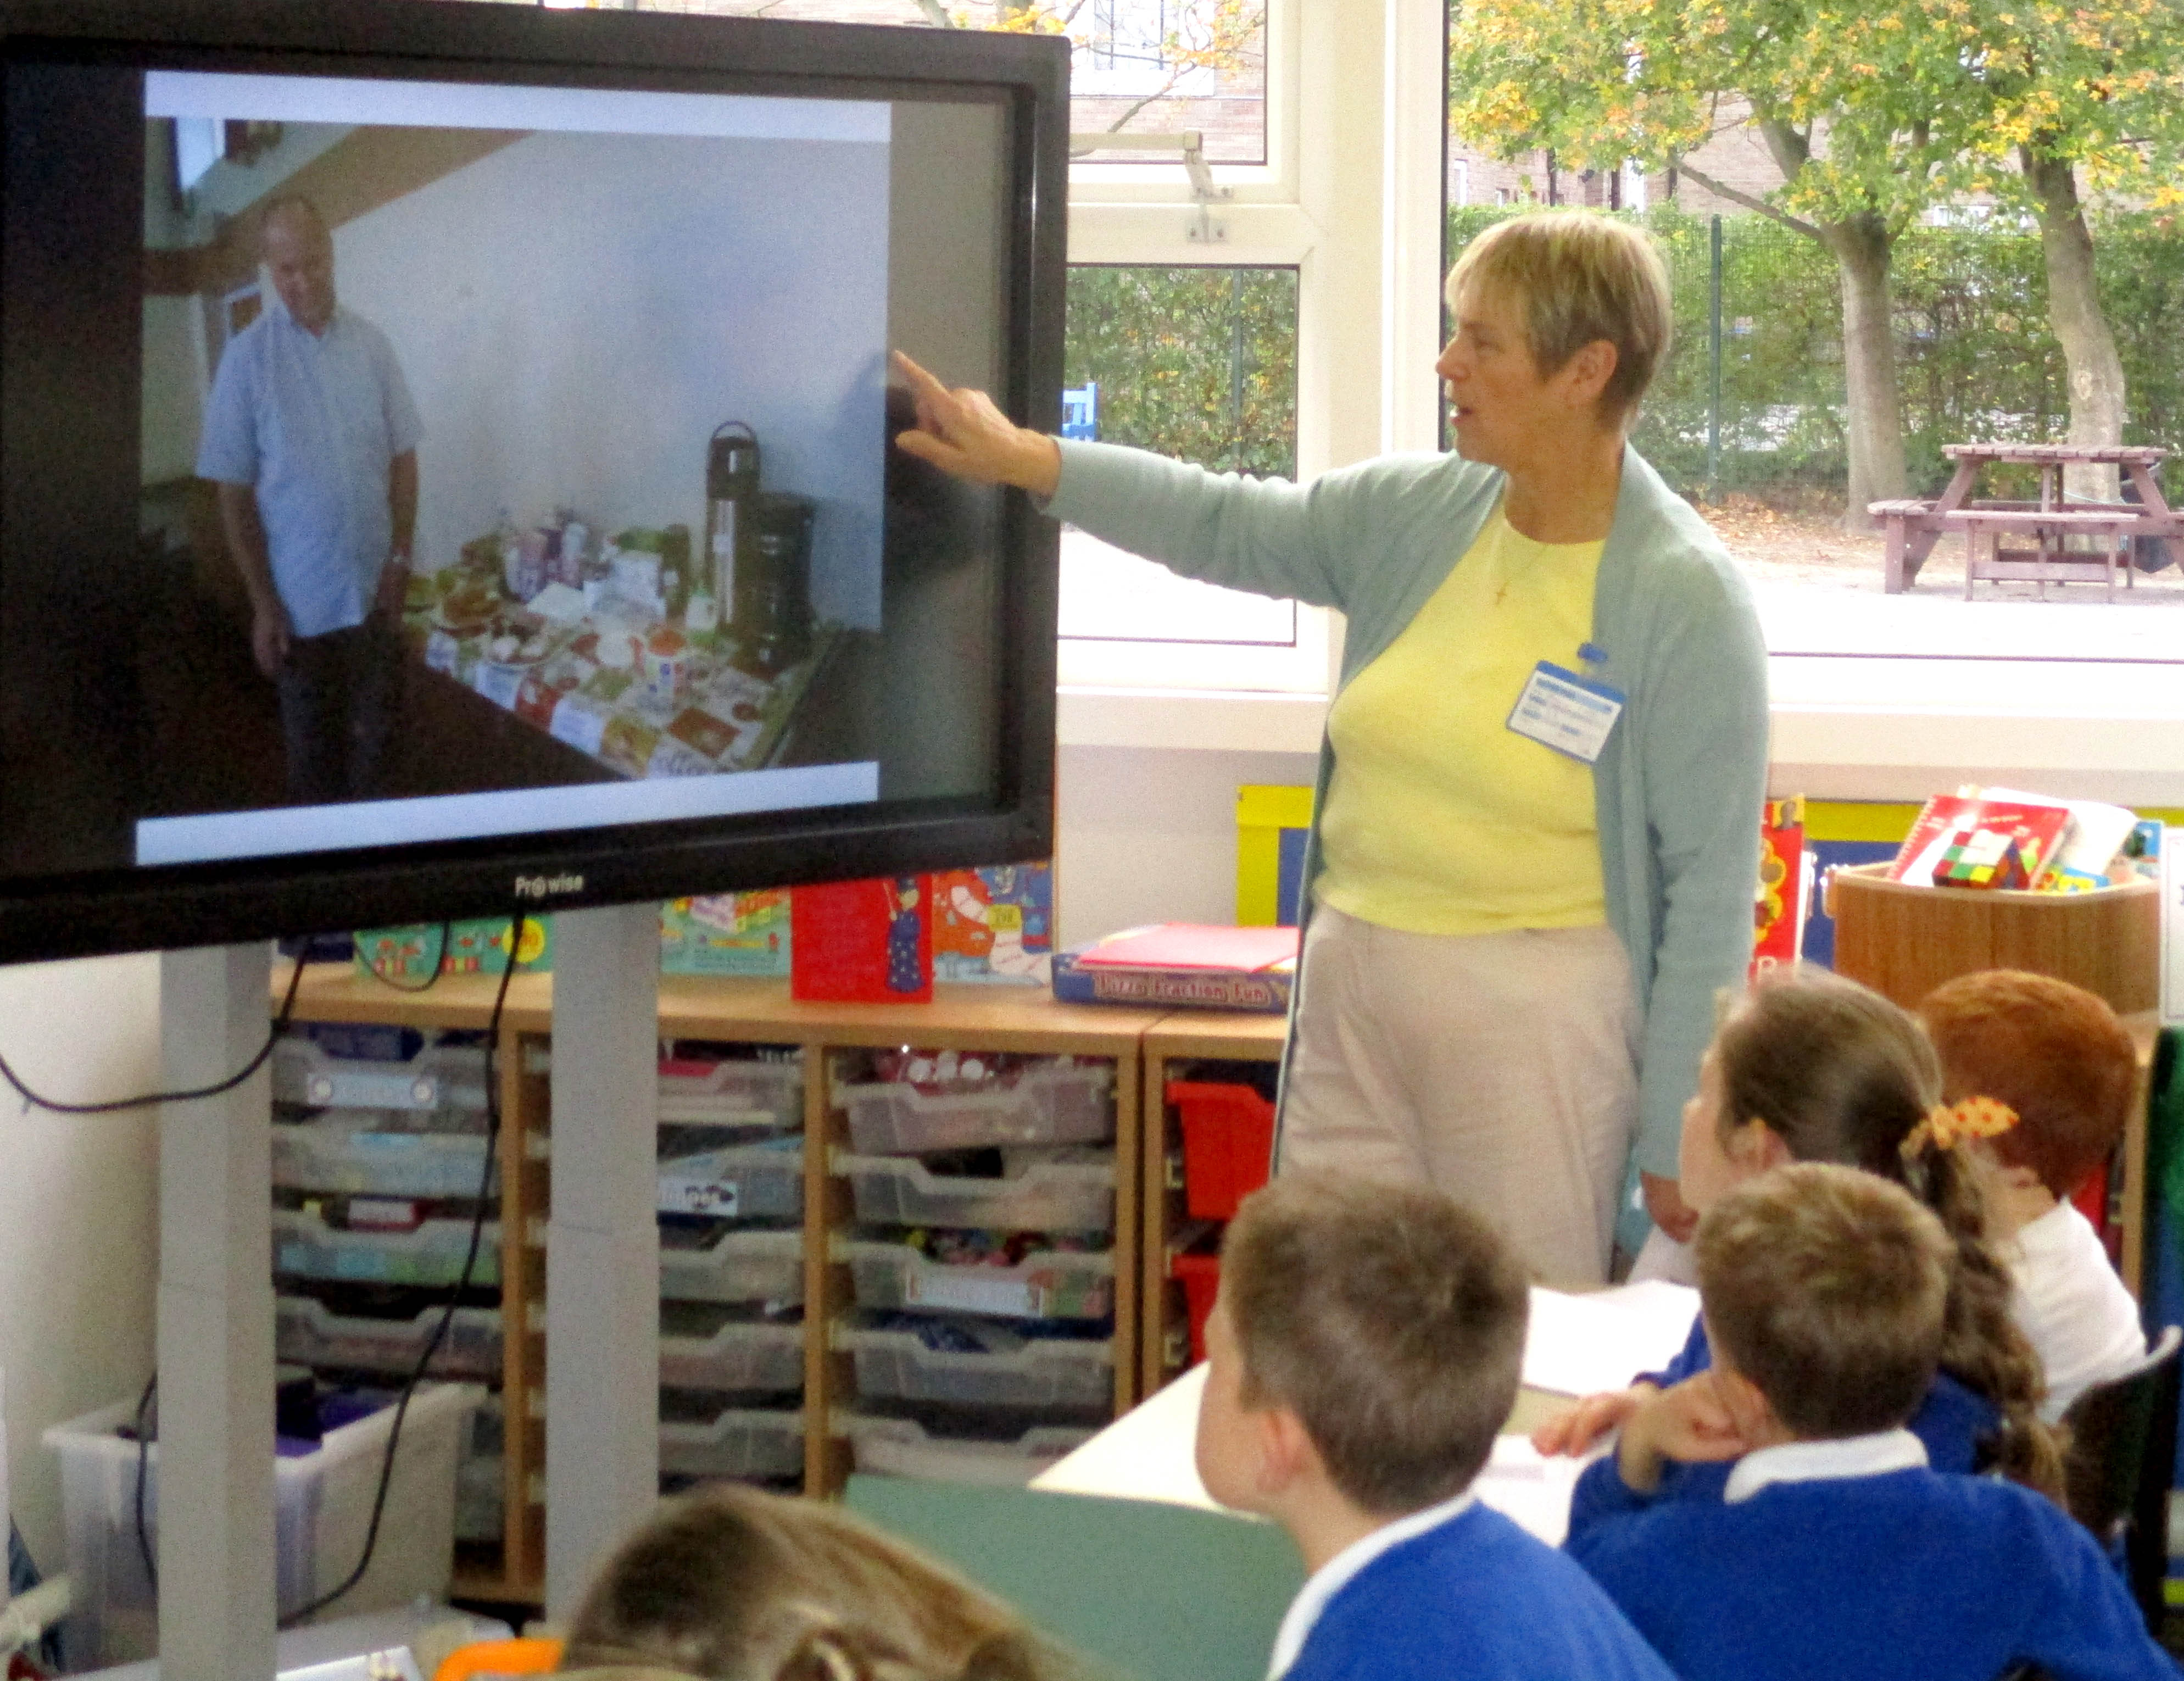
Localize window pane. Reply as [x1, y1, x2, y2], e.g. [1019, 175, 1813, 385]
[1059, 264, 1298, 645]
[492, 0, 1269, 166]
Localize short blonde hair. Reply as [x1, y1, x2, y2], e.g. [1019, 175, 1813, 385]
[1445, 210, 1673, 422]
[560, 1483, 1092, 1681]
[1222, 1170, 1528, 1515]
[1696, 1162, 1953, 1440]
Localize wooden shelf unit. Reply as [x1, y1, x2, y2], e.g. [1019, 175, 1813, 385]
[277, 966, 1162, 1600]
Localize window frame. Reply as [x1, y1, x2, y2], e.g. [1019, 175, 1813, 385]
[1057, 0, 1448, 699]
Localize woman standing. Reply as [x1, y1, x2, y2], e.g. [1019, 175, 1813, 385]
[896, 211, 1767, 1284]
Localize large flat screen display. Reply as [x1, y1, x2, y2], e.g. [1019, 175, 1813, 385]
[0, 0, 1065, 963]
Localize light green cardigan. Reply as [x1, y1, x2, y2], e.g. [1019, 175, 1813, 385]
[1050, 438, 1771, 1194]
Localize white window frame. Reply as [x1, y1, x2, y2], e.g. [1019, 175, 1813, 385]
[1058, 0, 1447, 708]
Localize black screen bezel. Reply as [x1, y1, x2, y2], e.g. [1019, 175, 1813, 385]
[0, 0, 1065, 964]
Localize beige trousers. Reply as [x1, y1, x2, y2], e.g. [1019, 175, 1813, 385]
[1275, 905, 1642, 1287]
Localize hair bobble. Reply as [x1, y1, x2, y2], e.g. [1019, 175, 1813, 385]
[1900, 1095, 2020, 1160]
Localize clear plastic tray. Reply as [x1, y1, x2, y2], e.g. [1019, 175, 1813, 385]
[842, 1241, 1111, 1322]
[837, 1324, 1112, 1410]
[660, 1301, 805, 1394]
[839, 1414, 1093, 1486]
[274, 1116, 495, 1200]
[836, 1064, 1113, 1154]
[658, 1055, 803, 1131]
[275, 1293, 503, 1381]
[273, 1209, 500, 1289]
[659, 1223, 804, 1307]
[658, 1402, 805, 1481]
[274, 1034, 489, 1114]
[837, 1151, 1113, 1234]
[659, 1142, 804, 1221]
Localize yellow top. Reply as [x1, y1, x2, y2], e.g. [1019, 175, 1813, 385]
[1315, 504, 1608, 936]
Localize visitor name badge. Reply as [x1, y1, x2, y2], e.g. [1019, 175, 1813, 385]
[1507, 660, 1625, 764]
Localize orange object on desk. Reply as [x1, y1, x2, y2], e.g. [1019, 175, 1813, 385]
[433, 1638, 563, 1681]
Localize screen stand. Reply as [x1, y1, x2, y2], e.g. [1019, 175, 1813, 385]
[157, 941, 278, 1681]
[545, 901, 662, 1618]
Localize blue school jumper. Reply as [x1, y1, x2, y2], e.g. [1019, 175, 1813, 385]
[1641, 1316, 1998, 1495]
[1564, 1456, 2180, 1680]
[1282, 1501, 1676, 1681]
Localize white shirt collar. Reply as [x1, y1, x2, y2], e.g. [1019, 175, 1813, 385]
[1266, 1489, 1475, 1679]
[1722, 1428, 1927, 1505]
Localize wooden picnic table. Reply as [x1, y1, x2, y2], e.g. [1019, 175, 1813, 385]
[1869, 442, 2184, 598]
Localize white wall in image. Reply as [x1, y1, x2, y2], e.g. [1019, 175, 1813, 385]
[332, 130, 889, 629]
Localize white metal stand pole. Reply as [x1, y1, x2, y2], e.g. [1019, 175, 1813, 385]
[545, 903, 661, 1618]
[157, 942, 277, 1681]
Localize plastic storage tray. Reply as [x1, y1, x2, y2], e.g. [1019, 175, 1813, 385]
[658, 1056, 803, 1130]
[837, 1152, 1114, 1234]
[274, 1116, 495, 1200]
[659, 1224, 804, 1307]
[274, 1035, 489, 1114]
[658, 1402, 805, 1482]
[660, 1302, 805, 1394]
[274, 1209, 501, 1288]
[843, 1242, 1112, 1322]
[276, 1294, 503, 1381]
[840, 1415, 1093, 1486]
[837, 1324, 1112, 1410]
[44, 1382, 481, 1669]
[1170, 1080, 1277, 1221]
[659, 1142, 804, 1221]
[836, 1064, 1113, 1155]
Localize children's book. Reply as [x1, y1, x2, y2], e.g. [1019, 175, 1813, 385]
[931, 862, 1054, 985]
[1751, 795, 1809, 978]
[1052, 923, 1299, 1012]
[1976, 787, 2140, 892]
[1888, 792, 2074, 889]
[790, 876, 932, 1004]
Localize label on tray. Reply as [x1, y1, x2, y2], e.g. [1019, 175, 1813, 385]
[906, 1267, 1042, 1318]
[349, 1198, 420, 1230]
[658, 1173, 740, 1217]
[304, 1068, 440, 1110]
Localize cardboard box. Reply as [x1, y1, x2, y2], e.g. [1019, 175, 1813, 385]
[1825, 862, 2159, 1015]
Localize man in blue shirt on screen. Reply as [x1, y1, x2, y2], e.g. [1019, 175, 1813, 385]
[198, 194, 422, 804]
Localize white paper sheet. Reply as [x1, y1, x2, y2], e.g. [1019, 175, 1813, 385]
[1520, 1281, 1701, 1398]
[1471, 1435, 1592, 1547]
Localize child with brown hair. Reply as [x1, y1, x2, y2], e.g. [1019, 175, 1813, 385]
[1534, 970, 2063, 1499]
[1199, 1170, 1675, 1681]
[556, 1480, 1094, 1681]
[1919, 968, 2147, 1421]
[1565, 1163, 2176, 1680]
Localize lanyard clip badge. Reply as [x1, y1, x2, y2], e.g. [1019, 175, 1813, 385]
[1508, 641, 1625, 765]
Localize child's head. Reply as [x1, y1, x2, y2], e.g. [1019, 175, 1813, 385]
[1197, 1169, 1528, 1521]
[1679, 970, 1941, 1214]
[1696, 1162, 1954, 1440]
[560, 1482, 1087, 1681]
[1918, 969, 2136, 1201]
[1680, 971, 2065, 1499]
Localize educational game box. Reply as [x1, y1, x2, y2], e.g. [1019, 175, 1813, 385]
[660, 891, 791, 977]
[1051, 922, 1299, 1013]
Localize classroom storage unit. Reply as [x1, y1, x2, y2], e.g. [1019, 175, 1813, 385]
[274, 967, 1158, 1601]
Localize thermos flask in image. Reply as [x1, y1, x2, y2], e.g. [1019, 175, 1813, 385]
[731, 491, 815, 679]
[705, 421, 761, 611]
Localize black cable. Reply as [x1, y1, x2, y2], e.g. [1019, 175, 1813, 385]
[133, 1373, 158, 1593]
[357, 921, 454, 995]
[0, 948, 310, 1116]
[283, 911, 525, 1626]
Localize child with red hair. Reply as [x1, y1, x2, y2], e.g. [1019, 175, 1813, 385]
[1918, 969, 2146, 1421]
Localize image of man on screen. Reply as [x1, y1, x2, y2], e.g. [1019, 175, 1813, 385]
[197, 194, 421, 804]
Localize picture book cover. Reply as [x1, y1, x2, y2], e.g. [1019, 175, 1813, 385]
[932, 862, 1054, 985]
[1751, 795, 1808, 979]
[790, 875, 932, 1003]
[661, 890, 790, 977]
[1888, 793, 2073, 889]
